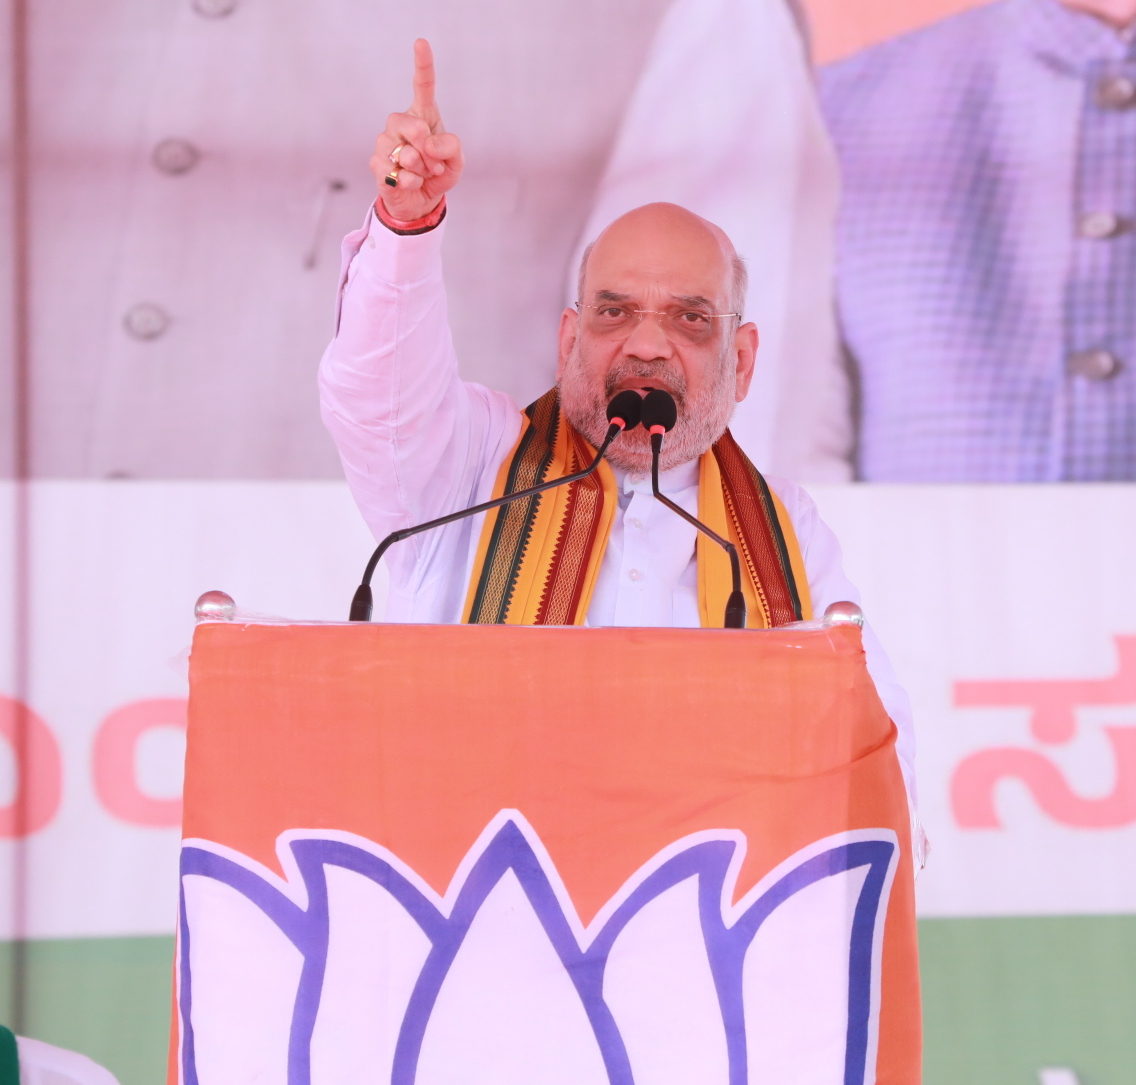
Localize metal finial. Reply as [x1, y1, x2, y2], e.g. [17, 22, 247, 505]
[194, 590, 236, 622]
[823, 600, 864, 627]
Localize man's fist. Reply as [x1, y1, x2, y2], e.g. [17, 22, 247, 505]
[371, 39, 463, 222]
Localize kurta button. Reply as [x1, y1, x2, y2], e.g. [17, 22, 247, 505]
[1097, 74, 1136, 108]
[152, 138, 201, 176]
[1079, 211, 1123, 239]
[1067, 349, 1121, 380]
[628, 568, 642, 581]
[123, 303, 172, 341]
[192, 0, 238, 17]
[630, 517, 643, 529]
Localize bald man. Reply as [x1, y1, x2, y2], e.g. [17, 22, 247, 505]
[319, 42, 918, 803]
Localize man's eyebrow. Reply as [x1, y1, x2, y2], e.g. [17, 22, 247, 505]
[592, 291, 717, 307]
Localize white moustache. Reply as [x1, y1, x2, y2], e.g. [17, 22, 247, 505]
[602, 359, 687, 406]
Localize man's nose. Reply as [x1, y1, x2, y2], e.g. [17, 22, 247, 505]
[621, 310, 674, 359]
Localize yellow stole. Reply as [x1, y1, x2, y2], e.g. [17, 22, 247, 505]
[462, 389, 812, 628]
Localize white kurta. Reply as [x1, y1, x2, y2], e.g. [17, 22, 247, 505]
[319, 211, 916, 802]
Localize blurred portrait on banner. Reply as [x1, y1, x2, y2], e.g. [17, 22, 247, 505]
[818, 0, 1136, 482]
[15, 0, 844, 484]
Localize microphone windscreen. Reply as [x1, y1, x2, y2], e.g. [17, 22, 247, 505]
[640, 389, 678, 432]
[606, 390, 643, 431]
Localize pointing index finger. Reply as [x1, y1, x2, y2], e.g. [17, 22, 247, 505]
[411, 38, 437, 118]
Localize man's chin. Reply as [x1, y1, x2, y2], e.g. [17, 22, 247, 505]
[603, 445, 656, 477]
[559, 382, 720, 475]
[604, 433, 708, 476]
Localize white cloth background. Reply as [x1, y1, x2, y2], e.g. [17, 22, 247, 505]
[570, 0, 852, 480]
[17, 1037, 120, 1085]
[5, 0, 667, 478]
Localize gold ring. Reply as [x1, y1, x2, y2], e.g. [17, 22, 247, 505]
[389, 143, 405, 165]
[384, 168, 399, 188]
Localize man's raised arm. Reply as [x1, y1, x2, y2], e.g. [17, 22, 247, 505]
[318, 40, 521, 568]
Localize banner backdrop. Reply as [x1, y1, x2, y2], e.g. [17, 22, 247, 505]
[813, 485, 1136, 920]
[2, 481, 1136, 1085]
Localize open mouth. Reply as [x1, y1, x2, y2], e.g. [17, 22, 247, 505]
[607, 377, 680, 399]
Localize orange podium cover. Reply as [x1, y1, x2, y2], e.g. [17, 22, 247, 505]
[174, 621, 920, 1085]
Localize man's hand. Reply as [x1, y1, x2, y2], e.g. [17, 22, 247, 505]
[371, 39, 463, 221]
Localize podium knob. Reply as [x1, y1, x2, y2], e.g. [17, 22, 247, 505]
[194, 590, 236, 622]
[823, 600, 863, 627]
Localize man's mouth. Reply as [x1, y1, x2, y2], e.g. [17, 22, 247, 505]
[601, 357, 687, 406]
[608, 377, 677, 398]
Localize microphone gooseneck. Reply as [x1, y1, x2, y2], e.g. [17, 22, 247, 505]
[640, 390, 747, 630]
[348, 393, 643, 621]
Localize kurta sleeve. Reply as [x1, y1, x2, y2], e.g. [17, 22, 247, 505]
[318, 209, 523, 595]
[767, 476, 918, 812]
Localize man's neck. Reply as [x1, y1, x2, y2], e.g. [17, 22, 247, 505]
[614, 457, 700, 493]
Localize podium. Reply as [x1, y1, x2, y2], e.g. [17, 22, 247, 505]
[172, 620, 920, 1085]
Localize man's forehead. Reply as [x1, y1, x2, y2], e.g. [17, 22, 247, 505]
[584, 207, 734, 300]
[584, 265, 729, 305]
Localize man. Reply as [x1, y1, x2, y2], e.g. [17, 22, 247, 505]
[821, 0, 1136, 481]
[319, 41, 916, 800]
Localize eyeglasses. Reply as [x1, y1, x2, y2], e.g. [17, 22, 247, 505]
[576, 302, 740, 345]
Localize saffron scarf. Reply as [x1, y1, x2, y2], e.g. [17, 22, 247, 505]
[462, 389, 811, 628]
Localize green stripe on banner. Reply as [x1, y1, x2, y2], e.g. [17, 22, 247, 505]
[0, 919, 1129, 1084]
[0, 936, 173, 1085]
[921, 915, 1136, 1084]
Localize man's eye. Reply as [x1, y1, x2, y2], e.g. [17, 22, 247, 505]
[600, 307, 625, 319]
[678, 311, 710, 325]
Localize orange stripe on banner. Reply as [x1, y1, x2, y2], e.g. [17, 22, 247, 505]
[185, 624, 896, 911]
[802, 0, 988, 64]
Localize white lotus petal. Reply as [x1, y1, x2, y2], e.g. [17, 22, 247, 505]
[604, 875, 729, 1085]
[310, 865, 433, 1085]
[743, 865, 869, 1085]
[183, 873, 303, 1085]
[416, 870, 608, 1085]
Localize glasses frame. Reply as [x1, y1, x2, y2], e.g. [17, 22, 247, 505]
[575, 302, 742, 342]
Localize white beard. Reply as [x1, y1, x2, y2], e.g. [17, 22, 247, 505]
[558, 344, 737, 476]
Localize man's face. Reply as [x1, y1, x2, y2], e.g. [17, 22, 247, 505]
[556, 206, 758, 476]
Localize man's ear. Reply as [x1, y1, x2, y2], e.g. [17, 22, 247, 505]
[732, 322, 759, 402]
[556, 307, 579, 381]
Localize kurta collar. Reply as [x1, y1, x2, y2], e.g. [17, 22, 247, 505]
[614, 457, 700, 499]
[1018, 0, 1136, 72]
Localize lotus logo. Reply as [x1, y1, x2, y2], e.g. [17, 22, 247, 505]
[177, 814, 898, 1085]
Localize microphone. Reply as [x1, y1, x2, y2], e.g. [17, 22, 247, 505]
[347, 391, 644, 621]
[640, 389, 747, 629]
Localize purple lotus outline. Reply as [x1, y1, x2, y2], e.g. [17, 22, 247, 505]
[178, 819, 897, 1085]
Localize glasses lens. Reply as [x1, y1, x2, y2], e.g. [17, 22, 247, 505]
[666, 309, 716, 343]
[584, 304, 721, 344]
[587, 305, 636, 333]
